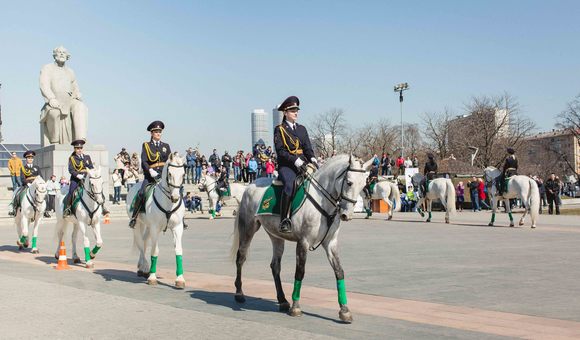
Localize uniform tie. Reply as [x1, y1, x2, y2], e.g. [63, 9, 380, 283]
[155, 142, 159, 148]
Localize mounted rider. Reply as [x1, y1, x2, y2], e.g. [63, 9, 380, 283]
[498, 147, 518, 196]
[363, 163, 379, 199]
[421, 153, 438, 196]
[9, 150, 40, 216]
[273, 95, 317, 233]
[63, 139, 99, 216]
[129, 120, 171, 228]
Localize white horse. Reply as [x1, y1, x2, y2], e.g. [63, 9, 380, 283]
[15, 177, 48, 253]
[362, 179, 401, 220]
[231, 155, 372, 323]
[199, 173, 246, 218]
[127, 152, 186, 288]
[484, 167, 540, 228]
[55, 167, 105, 268]
[411, 174, 456, 223]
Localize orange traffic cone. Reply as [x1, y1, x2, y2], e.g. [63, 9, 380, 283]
[103, 214, 110, 224]
[55, 241, 69, 270]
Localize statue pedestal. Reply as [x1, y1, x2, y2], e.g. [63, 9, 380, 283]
[34, 144, 109, 199]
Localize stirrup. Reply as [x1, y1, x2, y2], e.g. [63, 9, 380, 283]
[279, 218, 292, 233]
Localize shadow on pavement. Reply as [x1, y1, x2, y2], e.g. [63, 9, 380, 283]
[35, 255, 57, 265]
[0, 245, 25, 253]
[92, 268, 179, 290]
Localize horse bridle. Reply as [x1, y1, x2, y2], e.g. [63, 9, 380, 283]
[153, 162, 184, 232]
[304, 156, 366, 251]
[26, 184, 47, 218]
[78, 175, 105, 221]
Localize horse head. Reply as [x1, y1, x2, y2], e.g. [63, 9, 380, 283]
[483, 166, 500, 185]
[328, 155, 372, 221]
[86, 166, 105, 205]
[164, 152, 185, 203]
[32, 176, 48, 204]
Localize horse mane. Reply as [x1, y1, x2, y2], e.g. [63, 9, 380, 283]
[162, 152, 185, 179]
[313, 154, 352, 179]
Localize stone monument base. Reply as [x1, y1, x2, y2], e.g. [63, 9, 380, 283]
[34, 144, 109, 199]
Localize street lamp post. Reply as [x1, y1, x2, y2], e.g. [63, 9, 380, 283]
[393, 82, 409, 158]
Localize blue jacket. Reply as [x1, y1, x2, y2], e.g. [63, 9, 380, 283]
[186, 153, 196, 167]
[248, 159, 258, 173]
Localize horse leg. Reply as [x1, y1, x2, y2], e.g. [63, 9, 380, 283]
[417, 198, 425, 217]
[289, 242, 308, 317]
[519, 192, 529, 226]
[55, 220, 66, 259]
[324, 238, 353, 323]
[489, 196, 496, 226]
[147, 228, 160, 285]
[426, 199, 432, 222]
[172, 224, 186, 289]
[439, 193, 449, 224]
[19, 216, 30, 249]
[31, 217, 40, 254]
[135, 222, 150, 277]
[15, 214, 24, 250]
[234, 221, 259, 303]
[71, 223, 82, 264]
[89, 221, 103, 260]
[269, 236, 289, 311]
[505, 199, 514, 227]
[77, 222, 93, 268]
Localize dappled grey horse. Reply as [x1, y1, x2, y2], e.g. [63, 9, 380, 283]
[231, 155, 372, 323]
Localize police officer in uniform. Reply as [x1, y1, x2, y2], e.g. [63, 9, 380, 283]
[63, 140, 94, 216]
[421, 153, 438, 196]
[498, 147, 518, 196]
[129, 120, 171, 228]
[273, 96, 317, 233]
[9, 151, 41, 216]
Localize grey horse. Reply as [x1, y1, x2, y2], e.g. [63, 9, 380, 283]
[231, 155, 372, 323]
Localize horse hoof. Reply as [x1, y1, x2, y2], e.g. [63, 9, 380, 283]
[531, 225, 536, 229]
[85, 261, 94, 269]
[54, 253, 59, 260]
[31, 249, 39, 254]
[90, 253, 96, 260]
[519, 221, 524, 226]
[232, 210, 237, 216]
[488, 222, 494, 227]
[339, 310, 353, 323]
[23, 242, 29, 249]
[73, 257, 82, 264]
[364, 216, 369, 219]
[445, 219, 450, 224]
[426, 219, 431, 223]
[279, 301, 291, 312]
[510, 223, 515, 227]
[289, 307, 302, 317]
[234, 294, 246, 303]
[175, 280, 186, 289]
[18, 245, 24, 250]
[137, 270, 149, 278]
[147, 279, 158, 286]
[387, 216, 393, 220]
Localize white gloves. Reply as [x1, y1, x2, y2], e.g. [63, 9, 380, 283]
[149, 169, 159, 177]
[294, 158, 304, 168]
[310, 157, 319, 169]
[76, 174, 84, 180]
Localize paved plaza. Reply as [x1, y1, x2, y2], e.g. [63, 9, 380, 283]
[1, 210, 580, 339]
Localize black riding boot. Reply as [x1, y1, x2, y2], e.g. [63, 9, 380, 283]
[63, 193, 73, 217]
[129, 193, 143, 229]
[279, 192, 292, 233]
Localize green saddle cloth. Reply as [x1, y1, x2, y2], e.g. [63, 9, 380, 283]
[256, 180, 309, 216]
[11, 187, 29, 208]
[63, 186, 85, 212]
[369, 182, 376, 195]
[129, 183, 156, 213]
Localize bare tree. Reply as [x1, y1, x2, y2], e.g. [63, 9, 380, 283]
[555, 93, 580, 180]
[310, 108, 347, 158]
[449, 92, 535, 168]
[421, 108, 453, 158]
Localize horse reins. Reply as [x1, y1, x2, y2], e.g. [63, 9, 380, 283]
[25, 185, 47, 221]
[78, 176, 105, 222]
[303, 157, 366, 251]
[153, 163, 184, 232]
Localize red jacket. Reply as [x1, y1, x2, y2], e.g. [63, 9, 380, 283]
[478, 181, 486, 200]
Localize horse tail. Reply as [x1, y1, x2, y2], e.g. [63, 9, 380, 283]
[529, 178, 540, 226]
[446, 179, 457, 214]
[391, 183, 402, 212]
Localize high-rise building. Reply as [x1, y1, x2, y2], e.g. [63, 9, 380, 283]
[251, 109, 269, 147]
[272, 106, 283, 145]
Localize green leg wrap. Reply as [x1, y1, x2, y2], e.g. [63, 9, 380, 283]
[211, 210, 216, 218]
[20, 235, 27, 244]
[176, 255, 183, 276]
[428, 211, 432, 219]
[491, 213, 496, 223]
[292, 280, 302, 301]
[150, 256, 158, 274]
[508, 212, 513, 221]
[32, 237, 37, 249]
[337, 279, 348, 305]
[91, 246, 101, 256]
[84, 247, 90, 262]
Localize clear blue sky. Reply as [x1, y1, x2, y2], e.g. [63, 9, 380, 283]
[1, 0, 578, 157]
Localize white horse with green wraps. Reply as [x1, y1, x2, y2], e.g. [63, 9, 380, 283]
[198, 173, 247, 218]
[127, 152, 186, 288]
[231, 155, 372, 323]
[484, 167, 540, 228]
[362, 179, 401, 220]
[14, 177, 47, 253]
[411, 173, 456, 223]
[55, 167, 105, 268]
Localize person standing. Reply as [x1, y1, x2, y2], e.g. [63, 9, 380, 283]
[456, 181, 465, 211]
[221, 151, 232, 180]
[380, 153, 389, 176]
[545, 173, 560, 215]
[8, 152, 23, 191]
[185, 148, 196, 184]
[469, 177, 480, 212]
[112, 169, 122, 204]
[273, 95, 316, 233]
[478, 178, 490, 210]
[247, 156, 258, 183]
[46, 175, 60, 216]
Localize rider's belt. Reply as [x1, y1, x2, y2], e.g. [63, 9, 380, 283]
[27, 176, 37, 181]
[149, 162, 165, 168]
[506, 168, 516, 171]
[289, 149, 303, 155]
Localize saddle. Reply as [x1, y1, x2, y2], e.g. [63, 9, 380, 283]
[63, 186, 84, 213]
[256, 178, 310, 216]
[129, 182, 156, 213]
[11, 186, 29, 210]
